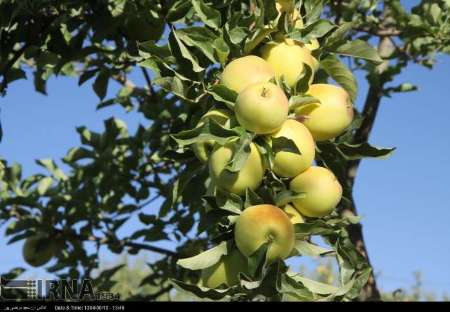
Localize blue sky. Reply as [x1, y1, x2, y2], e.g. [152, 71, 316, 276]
[1, 2, 450, 298]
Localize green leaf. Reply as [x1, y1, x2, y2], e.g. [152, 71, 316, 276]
[274, 190, 306, 207]
[289, 95, 321, 111]
[36, 159, 68, 181]
[207, 84, 238, 109]
[294, 62, 314, 94]
[323, 22, 352, 49]
[292, 240, 334, 257]
[166, 0, 193, 22]
[170, 29, 204, 72]
[385, 83, 418, 94]
[289, 20, 335, 42]
[336, 142, 396, 160]
[138, 41, 172, 59]
[227, 27, 248, 45]
[247, 242, 269, 278]
[332, 40, 383, 64]
[139, 58, 161, 79]
[271, 136, 301, 155]
[244, 188, 264, 208]
[4, 68, 26, 84]
[224, 133, 253, 173]
[213, 36, 230, 66]
[159, 162, 204, 217]
[37, 176, 53, 195]
[171, 279, 232, 300]
[175, 27, 219, 63]
[303, 0, 325, 25]
[171, 118, 238, 147]
[286, 272, 339, 295]
[343, 266, 371, 300]
[294, 220, 338, 237]
[213, 190, 243, 214]
[93, 69, 110, 100]
[191, 0, 222, 30]
[78, 70, 97, 86]
[154, 76, 203, 103]
[244, 27, 275, 54]
[279, 274, 315, 301]
[138, 213, 157, 225]
[33, 70, 47, 95]
[428, 3, 442, 24]
[321, 54, 358, 102]
[177, 241, 229, 270]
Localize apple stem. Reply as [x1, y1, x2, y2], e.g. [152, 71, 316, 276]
[261, 87, 270, 98]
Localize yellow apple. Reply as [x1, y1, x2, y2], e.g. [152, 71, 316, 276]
[209, 142, 264, 195]
[192, 109, 232, 163]
[289, 166, 343, 217]
[283, 204, 305, 224]
[261, 38, 319, 88]
[221, 55, 275, 93]
[201, 249, 248, 289]
[23, 233, 57, 267]
[235, 82, 289, 134]
[295, 84, 354, 141]
[234, 204, 295, 264]
[269, 119, 315, 178]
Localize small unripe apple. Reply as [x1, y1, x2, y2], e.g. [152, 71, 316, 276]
[192, 109, 232, 163]
[201, 249, 248, 289]
[269, 119, 315, 178]
[283, 204, 305, 224]
[209, 142, 264, 195]
[234, 204, 295, 264]
[261, 38, 319, 88]
[295, 84, 354, 141]
[23, 233, 57, 267]
[289, 166, 343, 218]
[221, 56, 275, 93]
[235, 82, 288, 134]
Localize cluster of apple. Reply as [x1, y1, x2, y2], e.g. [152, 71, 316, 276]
[194, 6, 354, 289]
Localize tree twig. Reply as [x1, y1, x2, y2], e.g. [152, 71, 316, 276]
[124, 241, 176, 257]
[140, 67, 153, 94]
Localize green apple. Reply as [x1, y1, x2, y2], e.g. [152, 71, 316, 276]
[295, 84, 354, 141]
[192, 109, 232, 163]
[234, 204, 295, 264]
[221, 55, 275, 93]
[235, 82, 289, 134]
[261, 38, 319, 88]
[201, 249, 248, 289]
[289, 166, 343, 217]
[23, 233, 57, 267]
[209, 142, 264, 195]
[269, 119, 316, 178]
[283, 204, 305, 224]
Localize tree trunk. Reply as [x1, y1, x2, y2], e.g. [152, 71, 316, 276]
[339, 36, 393, 301]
